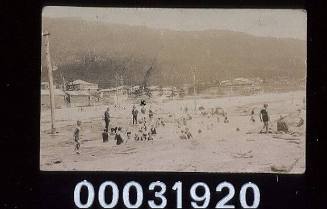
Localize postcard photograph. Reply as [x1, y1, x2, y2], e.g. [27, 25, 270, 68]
[40, 7, 306, 173]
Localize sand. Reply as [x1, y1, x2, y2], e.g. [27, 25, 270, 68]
[40, 90, 305, 173]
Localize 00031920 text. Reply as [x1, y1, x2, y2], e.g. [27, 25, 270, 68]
[74, 180, 260, 208]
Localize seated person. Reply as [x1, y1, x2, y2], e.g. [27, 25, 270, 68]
[148, 132, 154, 141]
[179, 129, 187, 140]
[134, 132, 141, 141]
[185, 127, 192, 139]
[224, 116, 229, 123]
[115, 127, 124, 145]
[111, 127, 118, 135]
[102, 129, 109, 143]
[150, 125, 157, 135]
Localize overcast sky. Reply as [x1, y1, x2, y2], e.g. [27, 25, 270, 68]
[43, 7, 306, 40]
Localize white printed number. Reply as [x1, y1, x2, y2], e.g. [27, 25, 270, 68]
[240, 182, 260, 208]
[123, 181, 143, 208]
[216, 182, 235, 208]
[190, 182, 211, 208]
[74, 180, 95, 208]
[148, 181, 167, 208]
[98, 181, 119, 208]
[73, 180, 260, 209]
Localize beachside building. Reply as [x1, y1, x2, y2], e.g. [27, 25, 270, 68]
[100, 86, 129, 97]
[66, 79, 98, 91]
[147, 85, 161, 96]
[65, 90, 92, 107]
[41, 81, 56, 90]
[99, 86, 129, 104]
[219, 78, 261, 96]
[41, 88, 66, 109]
[41, 82, 49, 90]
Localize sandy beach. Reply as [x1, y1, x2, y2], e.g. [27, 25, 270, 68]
[40, 90, 305, 173]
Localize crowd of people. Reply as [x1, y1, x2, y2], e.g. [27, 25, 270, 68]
[72, 101, 274, 154]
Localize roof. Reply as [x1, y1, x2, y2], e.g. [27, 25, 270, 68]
[234, 77, 252, 83]
[131, 85, 140, 90]
[147, 86, 159, 90]
[162, 87, 176, 91]
[70, 80, 97, 85]
[100, 88, 116, 92]
[100, 86, 129, 92]
[41, 89, 65, 96]
[220, 78, 254, 86]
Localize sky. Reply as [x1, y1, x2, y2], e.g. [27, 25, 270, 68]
[43, 7, 306, 40]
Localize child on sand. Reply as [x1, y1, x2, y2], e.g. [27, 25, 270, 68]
[115, 127, 124, 145]
[259, 104, 270, 133]
[150, 125, 157, 135]
[224, 112, 229, 123]
[126, 131, 132, 143]
[73, 120, 82, 154]
[102, 129, 109, 143]
[132, 105, 138, 125]
[185, 127, 193, 139]
[149, 108, 154, 121]
[250, 108, 255, 122]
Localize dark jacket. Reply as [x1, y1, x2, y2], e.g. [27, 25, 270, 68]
[105, 111, 110, 121]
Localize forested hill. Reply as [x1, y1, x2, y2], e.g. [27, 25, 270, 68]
[42, 17, 306, 88]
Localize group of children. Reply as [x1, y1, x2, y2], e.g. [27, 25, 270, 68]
[72, 102, 271, 153]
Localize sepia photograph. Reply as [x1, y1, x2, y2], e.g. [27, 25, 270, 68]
[40, 7, 306, 173]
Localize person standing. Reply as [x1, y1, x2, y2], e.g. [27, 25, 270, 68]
[104, 107, 110, 131]
[73, 120, 82, 154]
[250, 108, 255, 122]
[259, 104, 269, 133]
[149, 107, 154, 121]
[132, 105, 138, 125]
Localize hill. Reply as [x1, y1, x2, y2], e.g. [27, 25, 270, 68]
[41, 17, 306, 88]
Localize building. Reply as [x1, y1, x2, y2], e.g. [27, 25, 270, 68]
[99, 86, 129, 103]
[41, 81, 56, 90]
[100, 86, 129, 97]
[147, 85, 161, 96]
[66, 80, 98, 91]
[220, 78, 261, 96]
[65, 90, 95, 107]
[41, 82, 49, 90]
[41, 89, 66, 109]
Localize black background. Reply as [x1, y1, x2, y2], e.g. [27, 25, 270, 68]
[1, 0, 327, 208]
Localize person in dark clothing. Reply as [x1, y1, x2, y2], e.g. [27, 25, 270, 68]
[148, 132, 154, 141]
[224, 112, 229, 123]
[185, 127, 192, 139]
[250, 108, 255, 122]
[259, 104, 269, 133]
[132, 105, 138, 125]
[150, 125, 157, 135]
[102, 129, 109, 143]
[149, 108, 154, 120]
[115, 127, 124, 145]
[104, 107, 110, 130]
[73, 120, 82, 154]
[111, 127, 118, 134]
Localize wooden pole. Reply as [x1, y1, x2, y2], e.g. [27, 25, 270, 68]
[193, 66, 197, 111]
[116, 73, 118, 106]
[43, 31, 56, 134]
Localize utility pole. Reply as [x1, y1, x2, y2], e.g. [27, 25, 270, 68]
[43, 31, 56, 134]
[115, 73, 118, 106]
[192, 65, 197, 111]
[60, 72, 66, 91]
